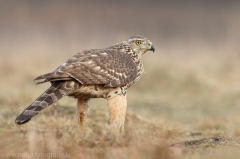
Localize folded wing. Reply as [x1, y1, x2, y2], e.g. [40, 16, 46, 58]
[35, 49, 137, 87]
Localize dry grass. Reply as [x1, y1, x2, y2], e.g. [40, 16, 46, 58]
[1, 1, 240, 159]
[1, 51, 240, 159]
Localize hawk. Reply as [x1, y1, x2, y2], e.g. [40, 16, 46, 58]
[15, 35, 155, 131]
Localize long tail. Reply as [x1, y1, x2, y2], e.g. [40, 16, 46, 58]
[15, 81, 76, 125]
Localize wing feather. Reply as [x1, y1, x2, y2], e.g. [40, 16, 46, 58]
[35, 49, 137, 87]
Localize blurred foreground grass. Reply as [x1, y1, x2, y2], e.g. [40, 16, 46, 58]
[0, 49, 240, 159]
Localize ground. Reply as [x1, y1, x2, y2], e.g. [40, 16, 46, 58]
[1, 51, 240, 159]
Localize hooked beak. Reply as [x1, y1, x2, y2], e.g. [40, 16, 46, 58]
[148, 42, 155, 53]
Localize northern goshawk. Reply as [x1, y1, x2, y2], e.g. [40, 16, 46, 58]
[15, 35, 155, 131]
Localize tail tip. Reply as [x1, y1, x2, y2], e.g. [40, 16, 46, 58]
[15, 116, 31, 125]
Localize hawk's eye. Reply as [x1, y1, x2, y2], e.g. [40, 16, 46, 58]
[135, 40, 142, 46]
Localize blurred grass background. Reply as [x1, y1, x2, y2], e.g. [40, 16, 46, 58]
[0, 0, 240, 159]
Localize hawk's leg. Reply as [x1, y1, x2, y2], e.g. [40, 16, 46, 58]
[76, 98, 90, 130]
[107, 94, 127, 133]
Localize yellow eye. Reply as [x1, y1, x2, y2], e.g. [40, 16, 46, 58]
[135, 40, 142, 46]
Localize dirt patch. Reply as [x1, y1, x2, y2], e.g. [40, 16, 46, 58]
[171, 136, 240, 149]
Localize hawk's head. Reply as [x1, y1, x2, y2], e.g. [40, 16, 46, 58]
[126, 35, 155, 55]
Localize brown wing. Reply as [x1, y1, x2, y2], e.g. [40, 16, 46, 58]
[35, 49, 137, 87]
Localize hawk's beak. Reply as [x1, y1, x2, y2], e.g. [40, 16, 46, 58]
[148, 42, 155, 53]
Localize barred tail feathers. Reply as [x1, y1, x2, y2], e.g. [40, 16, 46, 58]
[15, 81, 75, 125]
